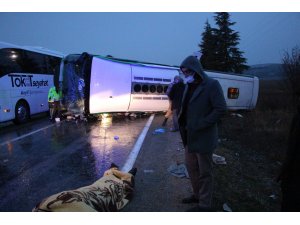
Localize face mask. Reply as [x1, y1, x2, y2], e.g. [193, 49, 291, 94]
[184, 75, 195, 83]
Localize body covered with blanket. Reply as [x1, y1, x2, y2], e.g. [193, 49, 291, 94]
[33, 166, 136, 212]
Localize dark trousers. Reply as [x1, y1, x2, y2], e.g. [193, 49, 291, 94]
[185, 148, 213, 208]
[172, 109, 179, 130]
[48, 101, 60, 119]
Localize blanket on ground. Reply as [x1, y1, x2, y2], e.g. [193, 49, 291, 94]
[32, 168, 134, 212]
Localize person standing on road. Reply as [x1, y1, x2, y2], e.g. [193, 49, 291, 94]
[178, 55, 226, 211]
[48, 82, 62, 121]
[168, 76, 184, 132]
[162, 76, 179, 127]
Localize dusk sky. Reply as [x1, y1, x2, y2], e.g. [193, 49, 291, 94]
[0, 12, 299, 67]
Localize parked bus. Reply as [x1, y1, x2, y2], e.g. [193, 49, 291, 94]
[61, 53, 259, 115]
[0, 42, 64, 124]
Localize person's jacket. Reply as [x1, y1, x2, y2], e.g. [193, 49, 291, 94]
[168, 81, 185, 110]
[178, 56, 227, 153]
[48, 86, 62, 102]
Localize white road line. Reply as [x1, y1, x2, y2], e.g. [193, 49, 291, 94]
[121, 114, 155, 172]
[0, 124, 55, 147]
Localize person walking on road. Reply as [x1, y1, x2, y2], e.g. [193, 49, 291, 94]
[178, 55, 226, 211]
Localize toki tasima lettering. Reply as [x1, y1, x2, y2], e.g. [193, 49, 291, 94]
[8, 74, 49, 88]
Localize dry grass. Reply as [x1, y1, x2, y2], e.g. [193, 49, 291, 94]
[212, 79, 294, 211]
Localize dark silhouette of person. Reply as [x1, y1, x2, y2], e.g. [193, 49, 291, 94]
[278, 103, 300, 211]
[168, 77, 185, 131]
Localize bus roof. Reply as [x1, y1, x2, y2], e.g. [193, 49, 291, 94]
[65, 53, 257, 79]
[0, 41, 65, 58]
[93, 55, 257, 79]
[94, 55, 179, 70]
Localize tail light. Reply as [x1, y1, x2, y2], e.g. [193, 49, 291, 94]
[228, 87, 239, 99]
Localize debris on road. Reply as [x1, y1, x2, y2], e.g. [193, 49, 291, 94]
[269, 194, 277, 200]
[114, 136, 119, 140]
[223, 203, 232, 212]
[153, 128, 165, 134]
[167, 163, 190, 178]
[212, 154, 227, 165]
[230, 113, 244, 118]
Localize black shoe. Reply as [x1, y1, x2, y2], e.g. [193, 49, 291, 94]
[128, 168, 137, 176]
[186, 206, 213, 212]
[110, 163, 119, 169]
[181, 196, 199, 204]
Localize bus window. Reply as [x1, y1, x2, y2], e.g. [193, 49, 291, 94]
[157, 85, 163, 93]
[23, 50, 48, 74]
[142, 84, 149, 93]
[0, 48, 23, 77]
[150, 85, 156, 93]
[46, 56, 61, 74]
[133, 84, 141, 92]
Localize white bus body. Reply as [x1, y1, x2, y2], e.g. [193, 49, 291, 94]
[0, 42, 64, 123]
[205, 71, 259, 110]
[63, 55, 259, 114]
[89, 57, 178, 113]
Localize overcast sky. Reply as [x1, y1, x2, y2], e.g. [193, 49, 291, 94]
[0, 12, 299, 66]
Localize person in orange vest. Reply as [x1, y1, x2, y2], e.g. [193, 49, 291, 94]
[48, 84, 62, 121]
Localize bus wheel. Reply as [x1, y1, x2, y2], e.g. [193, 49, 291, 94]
[14, 101, 30, 124]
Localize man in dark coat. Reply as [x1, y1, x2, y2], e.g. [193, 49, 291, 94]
[278, 103, 300, 211]
[178, 55, 227, 211]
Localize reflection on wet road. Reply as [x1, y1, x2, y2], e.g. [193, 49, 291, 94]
[0, 115, 149, 211]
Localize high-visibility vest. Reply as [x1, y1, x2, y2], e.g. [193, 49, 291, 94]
[48, 87, 62, 102]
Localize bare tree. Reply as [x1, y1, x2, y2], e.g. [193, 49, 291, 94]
[282, 46, 300, 105]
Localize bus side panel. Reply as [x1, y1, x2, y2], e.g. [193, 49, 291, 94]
[128, 66, 178, 112]
[8, 74, 53, 115]
[89, 58, 132, 113]
[205, 71, 260, 110]
[212, 76, 255, 110]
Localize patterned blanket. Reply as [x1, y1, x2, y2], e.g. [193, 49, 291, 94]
[32, 167, 135, 212]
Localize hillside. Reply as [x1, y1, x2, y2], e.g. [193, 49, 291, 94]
[244, 63, 285, 80]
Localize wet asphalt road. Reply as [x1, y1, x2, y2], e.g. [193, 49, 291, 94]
[0, 115, 149, 212]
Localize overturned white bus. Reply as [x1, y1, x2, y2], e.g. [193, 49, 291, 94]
[61, 53, 259, 115]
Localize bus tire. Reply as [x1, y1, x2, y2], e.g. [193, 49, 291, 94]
[14, 100, 30, 124]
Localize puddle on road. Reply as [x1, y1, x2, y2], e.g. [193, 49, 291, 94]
[89, 116, 148, 177]
[1, 117, 148, 179]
